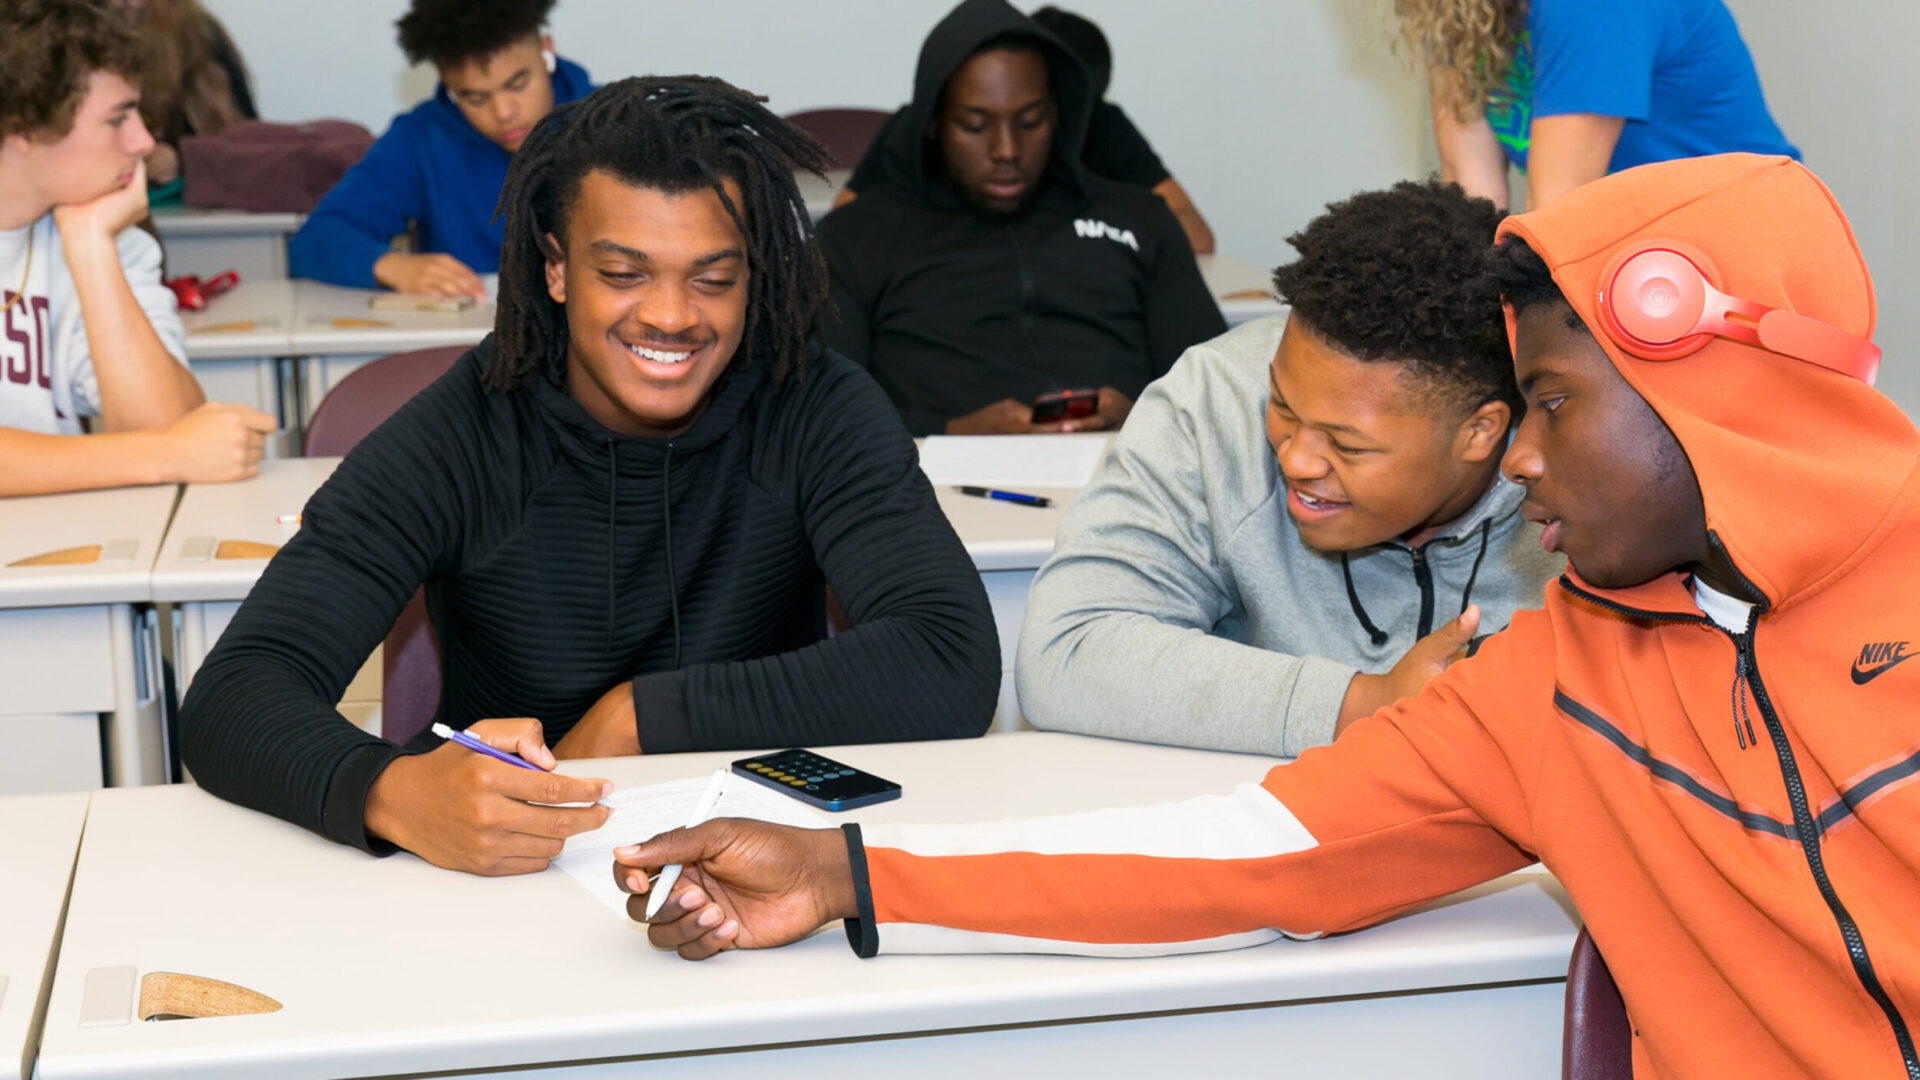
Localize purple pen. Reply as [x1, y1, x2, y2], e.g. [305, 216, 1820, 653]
[430, 722, 543, 770]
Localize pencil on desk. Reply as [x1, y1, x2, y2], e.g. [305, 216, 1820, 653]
[196, 320, 257, 333]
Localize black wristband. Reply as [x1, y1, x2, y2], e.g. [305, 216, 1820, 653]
[840, 822, 879, 958]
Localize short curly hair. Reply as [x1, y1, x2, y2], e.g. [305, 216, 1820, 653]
[396, 0, 555, 70]
[1487, 234, 1587, 332]
[0, 0, 143, 141]
[1272, 179, 1517, 417]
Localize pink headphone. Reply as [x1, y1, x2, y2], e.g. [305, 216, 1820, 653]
[1595, 240, 1880, 386]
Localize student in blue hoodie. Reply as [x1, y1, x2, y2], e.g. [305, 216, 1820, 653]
[288, 0, 591, 298]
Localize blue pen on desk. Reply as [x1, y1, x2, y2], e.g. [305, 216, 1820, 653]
[431, 722, 543, 771]
[956, 485, 1052, 508]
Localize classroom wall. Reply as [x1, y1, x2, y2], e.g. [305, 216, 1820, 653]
[202, 0, 1916, 417]
[198, 0, 1433, 286]
[1721, 0, 1919, 417]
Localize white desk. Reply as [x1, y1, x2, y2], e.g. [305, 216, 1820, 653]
[152, 458, 339, 696]
[933, 481, 1079, 730]
[37, 733, 1575, 1079]
[180, 279, 299, 437]
[0, 791, 88, 1080]
[796, 168, 852, 223]
[290, 281, 493, 428]
[150, 206, 302, 282]
[1198, 252, 1285, 326]
[0, 486, 176, 791]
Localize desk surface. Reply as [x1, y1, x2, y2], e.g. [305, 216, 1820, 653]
[1198, 252, 1284, 325]
[150, 457, 339, 603]
[148, 206, 303, 238]
[290, 281, 495, 356]
[933, 483, 1077, 571]
[39, 733, 1574, 1080]
[0, 792, 89, 1080]
[180, 279, 298, 361]
[0, 485, 177, 608]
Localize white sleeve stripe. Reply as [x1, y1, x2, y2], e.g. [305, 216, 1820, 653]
[875, 923, 1311, 957]
[863, 782, 1318, 861]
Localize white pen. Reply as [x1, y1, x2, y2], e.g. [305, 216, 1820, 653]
[645, 768, 730, 920]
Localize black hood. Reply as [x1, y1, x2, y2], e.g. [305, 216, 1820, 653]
[868, 0, 1095, 209]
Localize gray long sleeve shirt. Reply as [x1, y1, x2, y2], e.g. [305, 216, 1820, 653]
[1015, 316, 1564, 757]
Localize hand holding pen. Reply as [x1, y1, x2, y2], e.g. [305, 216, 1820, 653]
[362, 717, 615, 877]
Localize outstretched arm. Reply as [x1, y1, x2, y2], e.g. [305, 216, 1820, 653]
[620, 627, 1552, 959]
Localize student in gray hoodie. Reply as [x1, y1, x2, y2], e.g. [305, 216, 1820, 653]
[1017, 181, 1564, 756]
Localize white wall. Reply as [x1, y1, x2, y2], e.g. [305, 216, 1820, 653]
[202, 0, 1912, 416]
[1722, 0, 1918, 416]
[200, 0, 1431, 281]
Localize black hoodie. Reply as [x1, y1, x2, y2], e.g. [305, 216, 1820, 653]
[179, 341, 1000, 853]
[816, 0, 1227, 436]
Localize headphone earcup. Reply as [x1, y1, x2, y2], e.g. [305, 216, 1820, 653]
[1597, 246, 1716, 361]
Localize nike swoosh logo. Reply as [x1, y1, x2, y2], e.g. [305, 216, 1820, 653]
[1852, 652, 1916, 685]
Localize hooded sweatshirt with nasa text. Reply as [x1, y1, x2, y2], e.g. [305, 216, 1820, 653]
[814, 0, 1226, 436]
[834, 154, 1920, 1080]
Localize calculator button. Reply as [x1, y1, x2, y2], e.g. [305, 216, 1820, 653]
[805, 784, 820, 791]
[788, 779, 805, 787]
[804, 776, 821, 783]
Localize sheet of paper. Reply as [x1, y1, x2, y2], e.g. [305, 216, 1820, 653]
[554, 774, 830, 917]
[918, 434, 1109, 489]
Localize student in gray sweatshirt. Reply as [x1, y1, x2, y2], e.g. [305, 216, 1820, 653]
[1017, 181, 1564, 757]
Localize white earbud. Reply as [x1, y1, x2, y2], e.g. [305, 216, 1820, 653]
[543, 49, 557, 74]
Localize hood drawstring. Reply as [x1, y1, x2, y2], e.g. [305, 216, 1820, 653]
[662, 445, 682, 669]
[604, 440, 684, 668]
[1344, 518, 1497, 651]
[1460, 519, 1493, 616]
[605, 441, 618, 653]
[1341, 553, 1390, 648]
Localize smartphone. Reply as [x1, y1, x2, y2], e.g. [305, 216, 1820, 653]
[1031, 388, 1099, 424]
[732, 749, 902, 811]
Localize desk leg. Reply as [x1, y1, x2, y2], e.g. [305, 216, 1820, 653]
[105, 605, 169, 785]
[274, 355, 307, 455]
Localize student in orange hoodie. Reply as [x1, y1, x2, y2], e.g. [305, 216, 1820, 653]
[612, 154, 1918, 1080]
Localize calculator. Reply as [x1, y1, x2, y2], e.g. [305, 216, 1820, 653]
[731, 749, 902, 811]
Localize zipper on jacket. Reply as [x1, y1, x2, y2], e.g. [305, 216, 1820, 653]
[1731, 627, 1920, 1078]
[1410, 547, 1435, 638]
[1560, 574, 1919, 1076]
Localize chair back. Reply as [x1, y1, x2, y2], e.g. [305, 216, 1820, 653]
[302, 345, 466, 457]
[783, 108, 892, 169]
[1564, 926, 1634, 1080]
[303, 345, 464, 747]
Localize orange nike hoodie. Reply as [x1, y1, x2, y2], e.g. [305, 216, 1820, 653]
[845, 155, 1920, 1080]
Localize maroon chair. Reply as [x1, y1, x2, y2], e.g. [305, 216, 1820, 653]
[783, 107, 893, 169]
[303, 345, 466, 748]
[1564, 927, 1634, 1079]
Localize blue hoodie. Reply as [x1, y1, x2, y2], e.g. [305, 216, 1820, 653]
[289, 57, 592, 288]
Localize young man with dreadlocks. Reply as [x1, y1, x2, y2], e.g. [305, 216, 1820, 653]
[1019, 181, 1561, 757]
[0, 0, 274, 495]
[289, 0, 592, 298]
[182, 77, 1000, 877]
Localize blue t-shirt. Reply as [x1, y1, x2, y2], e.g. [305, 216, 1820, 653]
[1485, 0, 1798, 174]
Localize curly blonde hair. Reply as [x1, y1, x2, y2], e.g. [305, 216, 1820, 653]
[1393, 0, 1527, 117]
